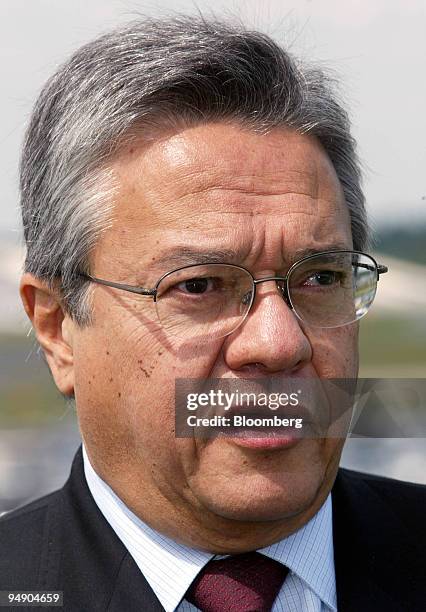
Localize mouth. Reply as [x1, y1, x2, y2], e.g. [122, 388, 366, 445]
[217, 404, 318, 450]
[176, 378, 350, 445]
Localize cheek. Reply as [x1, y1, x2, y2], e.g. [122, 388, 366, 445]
[93, 289, 226, 380]
[309, 323, 359, 378]
[73, 302, 226, 441]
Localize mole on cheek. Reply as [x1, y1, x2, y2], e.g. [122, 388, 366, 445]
[137, 358, 153, 377]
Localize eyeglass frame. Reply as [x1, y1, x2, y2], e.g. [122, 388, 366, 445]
[79, 249, 388, 330]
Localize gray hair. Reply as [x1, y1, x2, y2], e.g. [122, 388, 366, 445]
[20, 15, 368, 325]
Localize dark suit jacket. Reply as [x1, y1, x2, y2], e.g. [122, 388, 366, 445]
[0, 447, 425, 611]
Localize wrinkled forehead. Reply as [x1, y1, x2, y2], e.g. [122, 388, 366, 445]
[97, 123, 352, 271]
[113, 123, 344, 203]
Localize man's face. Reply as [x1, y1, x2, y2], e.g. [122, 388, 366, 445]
[72, 123, 358, 550]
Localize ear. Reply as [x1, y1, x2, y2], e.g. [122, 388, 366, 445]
[20, 273, 75, 396]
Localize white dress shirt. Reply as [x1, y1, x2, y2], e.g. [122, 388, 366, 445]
[83, 446, 337, 612]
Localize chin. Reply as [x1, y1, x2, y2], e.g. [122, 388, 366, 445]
[194, 468, 325, 523]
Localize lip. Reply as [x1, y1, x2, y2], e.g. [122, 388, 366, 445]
[226, 432, 303, 450]
[208, 402, 319, 450]
[220, 419, 309, 450]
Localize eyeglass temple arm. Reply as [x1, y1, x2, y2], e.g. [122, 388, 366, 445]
[354, 262, 388, 278]
[80, 273, 156, 296]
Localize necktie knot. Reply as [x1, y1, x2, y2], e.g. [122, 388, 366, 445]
[186, 551, 288, 612]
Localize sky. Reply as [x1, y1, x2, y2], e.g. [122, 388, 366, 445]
[1, 0, 425, 239]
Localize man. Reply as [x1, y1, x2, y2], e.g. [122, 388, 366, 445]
[0, 16, 424, 612]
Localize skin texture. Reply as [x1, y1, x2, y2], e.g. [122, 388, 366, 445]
[21, 123, 358, 553]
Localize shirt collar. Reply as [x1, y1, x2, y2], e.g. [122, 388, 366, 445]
[83, 445, 336, 612]
[258, 496, 336, 610]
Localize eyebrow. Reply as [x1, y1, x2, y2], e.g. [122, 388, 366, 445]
[152, 247, 244, 267]
[291, 243, 352, 262]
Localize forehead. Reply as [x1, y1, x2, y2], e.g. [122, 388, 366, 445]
[114, 123, 342, 203]
[97, 123, 352, 271]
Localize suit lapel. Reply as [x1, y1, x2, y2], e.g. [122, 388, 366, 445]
[39, 447, 165, 611]
[107, 553, 165, 612]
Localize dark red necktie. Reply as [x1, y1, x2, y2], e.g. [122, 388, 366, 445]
[185, 552, 289, 612]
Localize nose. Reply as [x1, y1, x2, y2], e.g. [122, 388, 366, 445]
[223, 281, 312, 374]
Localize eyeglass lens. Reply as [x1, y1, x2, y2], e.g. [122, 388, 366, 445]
[288, 252, 377, 328]
[155, 264, 253, 339]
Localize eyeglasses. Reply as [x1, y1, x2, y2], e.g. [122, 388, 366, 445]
[80, 250, 388, 340]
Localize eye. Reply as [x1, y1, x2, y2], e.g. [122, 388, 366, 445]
[176, 277, 217, 294]
[303, 270, 342, 287]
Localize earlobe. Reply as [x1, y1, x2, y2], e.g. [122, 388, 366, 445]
[20, 273, 75, 396]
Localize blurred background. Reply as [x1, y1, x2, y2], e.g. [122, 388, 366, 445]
[1, 0, 425, 515]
